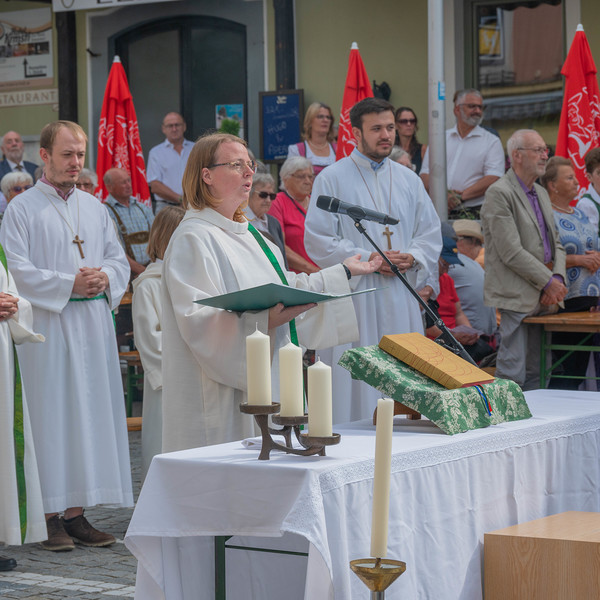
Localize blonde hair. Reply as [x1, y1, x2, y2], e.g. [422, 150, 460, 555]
[40, 120, 87, 152]
[147, 206, 185, 262]
[181, 133, 248, 223]
[302, 102, 335, 143]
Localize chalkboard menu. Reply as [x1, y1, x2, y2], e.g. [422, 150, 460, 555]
[259, 89, 304, 163]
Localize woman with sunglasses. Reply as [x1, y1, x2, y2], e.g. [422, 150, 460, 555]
[287, 102, 337, 176]
[243, 172, 287, 266]
[160, 133, 381, 453]
[75, 168, 98, 196]
[394, 107, 427, 174]
[0, 172, 34, 227]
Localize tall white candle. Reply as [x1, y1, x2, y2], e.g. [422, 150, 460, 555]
[246, 327, 271, 405]
[279, 342, 304, 416]
[307, 359, 332, 436]
[370, 397, 394, 558]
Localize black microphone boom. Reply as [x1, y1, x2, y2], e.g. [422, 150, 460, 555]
[316, 195, 399, 225]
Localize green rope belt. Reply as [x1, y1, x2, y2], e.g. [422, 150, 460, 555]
[68, 294, 107, 302]
[0, 244, 27, 543]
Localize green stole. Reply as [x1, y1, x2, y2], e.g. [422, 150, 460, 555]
[0, 244, 27, 543]
[247, 223, 299, 346]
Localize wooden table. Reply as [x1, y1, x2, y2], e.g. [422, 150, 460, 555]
[523, 311, 600, 387]
[485, 511, 600, 599]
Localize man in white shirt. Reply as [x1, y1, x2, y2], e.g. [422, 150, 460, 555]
[421, 89, 505, 218]
[146, 112, 194, 213]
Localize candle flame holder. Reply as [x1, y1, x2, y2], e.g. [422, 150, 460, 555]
[240, 403, 340, 460]
[350, 558, 406, 599]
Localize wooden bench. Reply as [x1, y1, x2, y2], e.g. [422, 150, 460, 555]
[523, 311, 600, 387]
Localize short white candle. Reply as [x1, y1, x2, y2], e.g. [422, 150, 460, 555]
[370, 397, 394, 558]
[246, 327, 271, 405]
[307, 359, 332, 437]
[279, 341, 304, 416]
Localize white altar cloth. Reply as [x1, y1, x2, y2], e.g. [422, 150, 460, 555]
[125, 390, 600, 599]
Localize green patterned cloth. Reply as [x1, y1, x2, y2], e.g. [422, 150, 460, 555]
[339, 345, 531, 435]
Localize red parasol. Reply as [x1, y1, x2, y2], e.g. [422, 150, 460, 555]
[556, 24, 600, 197]
[335, 43, 374, 161]
[96, 56, 151, 206]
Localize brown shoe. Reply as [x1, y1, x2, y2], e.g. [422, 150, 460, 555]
[62, 514, 116, 547]
[40, 515, 75, 552]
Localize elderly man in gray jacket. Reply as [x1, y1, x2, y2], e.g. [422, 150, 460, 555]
[481, 129, 567, 390]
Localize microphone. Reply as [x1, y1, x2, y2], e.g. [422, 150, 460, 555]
[316, 195, 399, 225]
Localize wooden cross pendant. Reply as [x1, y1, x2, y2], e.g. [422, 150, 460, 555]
[383, 226, 394, 250]
[73, 235, 85, 259]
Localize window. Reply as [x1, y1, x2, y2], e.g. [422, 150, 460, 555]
[466, 1, 563, 124]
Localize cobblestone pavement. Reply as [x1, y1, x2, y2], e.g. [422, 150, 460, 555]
[0, 415, 143, 600]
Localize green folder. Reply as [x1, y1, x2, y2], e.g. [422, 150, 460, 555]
[194, 283, 378, 312]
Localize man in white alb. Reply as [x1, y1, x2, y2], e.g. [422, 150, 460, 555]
[304, 97, 442, 422]
[0, 121, 132, 551]
[420, 88, 505, 218]
[146, 112, 194, 213]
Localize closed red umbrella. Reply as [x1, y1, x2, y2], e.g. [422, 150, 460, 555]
[556, 25, 600, 197]
[336, 43, 374, 161]
[96, 56, 151, 206]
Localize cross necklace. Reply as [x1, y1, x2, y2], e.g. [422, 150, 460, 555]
[44, 188, 85, 259]
[350, 156, 394, 249]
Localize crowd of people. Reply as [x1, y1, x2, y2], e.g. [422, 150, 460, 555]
[1, 89, 600, 571]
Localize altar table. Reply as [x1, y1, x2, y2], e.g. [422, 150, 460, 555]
[124, 390, 600, 600]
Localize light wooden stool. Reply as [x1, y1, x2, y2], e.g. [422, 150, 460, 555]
[485, 511, 600, 599]
[127, 417, 142, 431]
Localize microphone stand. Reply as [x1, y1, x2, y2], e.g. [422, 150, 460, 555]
[351, 217, 478, 366]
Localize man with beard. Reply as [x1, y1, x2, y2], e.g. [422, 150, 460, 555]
[481, 129, 566, 389]
[304, 97, 442, 422]
[0, 121, 132, 551]
[420, 89, 505, 218]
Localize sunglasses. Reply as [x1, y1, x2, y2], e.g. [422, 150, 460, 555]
[397, 118, 416, 125]
[256, 191, 277, 200]
[12, 185, 32, 193]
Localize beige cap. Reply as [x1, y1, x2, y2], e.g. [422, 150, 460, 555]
[452, 219, 484, 242]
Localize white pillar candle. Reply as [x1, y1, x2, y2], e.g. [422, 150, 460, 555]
[246, 327, 271, 405]
[307, 359, 332, 437]
[279, 342, 304, 416]
[370, 397, 394, 558]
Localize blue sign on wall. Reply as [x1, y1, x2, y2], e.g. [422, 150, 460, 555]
[259, 89, 304, 163]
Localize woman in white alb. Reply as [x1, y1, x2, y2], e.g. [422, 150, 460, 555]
[132, 206, 184, 478]
[160, 133, 382, 452]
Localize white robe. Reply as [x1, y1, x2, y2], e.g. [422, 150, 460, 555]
[304, 150, 442, 423]
[0, 263, 46, 545]
[0, 182, 133, 513]
[132, 260, 163, 480]
[161, 207, 359, 453]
